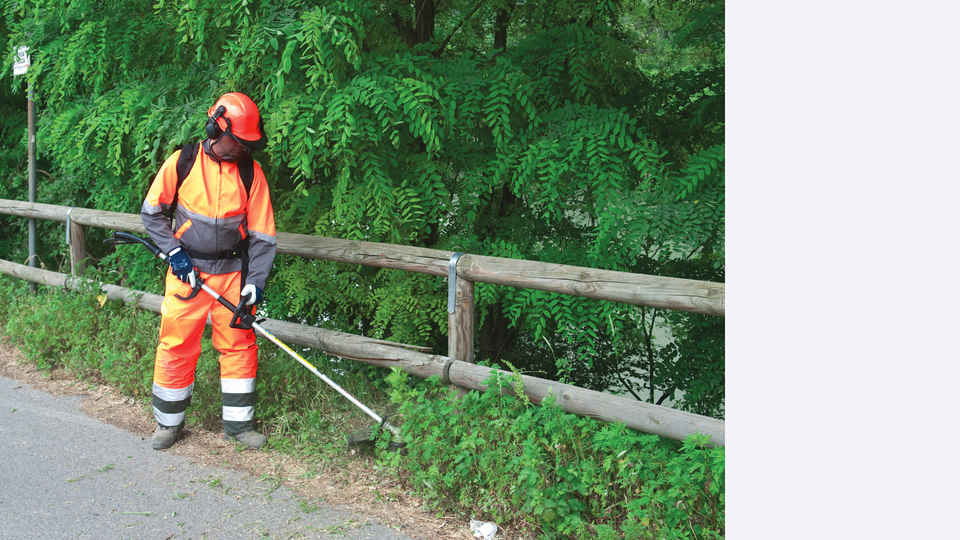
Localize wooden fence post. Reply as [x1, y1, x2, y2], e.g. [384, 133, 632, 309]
[447, 253, 475, 364]
[447, 252, 475, 399]
[68, 220, 85, 276]
[448, 277, 475, 363]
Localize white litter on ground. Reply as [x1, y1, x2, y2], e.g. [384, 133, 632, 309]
[470, 519, 498, 540]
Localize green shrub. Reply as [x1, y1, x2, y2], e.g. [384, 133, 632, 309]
[379, 368, 724, 539]
[1, 277, 162, 397]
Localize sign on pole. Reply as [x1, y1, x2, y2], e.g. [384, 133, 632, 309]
[13, 46, 29, 76]
[14, 44, 36, 271]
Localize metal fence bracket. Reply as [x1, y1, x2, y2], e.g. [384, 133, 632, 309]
[448, 252, 464, 313]
[65, 208, 73, 245]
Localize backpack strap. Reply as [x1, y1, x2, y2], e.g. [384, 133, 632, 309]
[238, 156, 254, 196]
[236, 157, 254, 286]
[166, 142, 200, 218]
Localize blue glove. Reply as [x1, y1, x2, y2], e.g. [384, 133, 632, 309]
[168, 247, 196, 288]
[240, 283, 263, 307]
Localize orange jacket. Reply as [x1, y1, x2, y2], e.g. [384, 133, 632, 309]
[141, 143, 277, 290]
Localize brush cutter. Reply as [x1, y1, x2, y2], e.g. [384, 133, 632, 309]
[108, 231, 403, 449]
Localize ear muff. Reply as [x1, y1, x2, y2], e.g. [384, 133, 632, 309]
[205, 105, 227, 140]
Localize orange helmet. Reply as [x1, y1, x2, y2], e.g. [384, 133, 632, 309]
[206, 92, 267, 150]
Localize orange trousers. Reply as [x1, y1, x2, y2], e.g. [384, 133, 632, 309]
[152, 269, 258, 434]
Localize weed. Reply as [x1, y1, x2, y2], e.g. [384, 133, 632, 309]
[259, 473, 282, 496]
[321, 520, 359, 535]
[298, 467, 319, 480]
[378, 368, 725, 538]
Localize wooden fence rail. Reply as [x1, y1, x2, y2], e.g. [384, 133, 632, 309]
[0, 198, 725, 445]
[0, 199, 725, 316]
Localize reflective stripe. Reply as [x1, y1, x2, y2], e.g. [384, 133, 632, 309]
[153, 382, 194, 402]
[249, 229, 277, 245]
[154, 407, 185, 427]
[222, 406, 254, 422]
[221, 378, 255, 394]
[141, 201, 165, 215]
[177, 205, 245, 227]
[173, 219, 193, 239]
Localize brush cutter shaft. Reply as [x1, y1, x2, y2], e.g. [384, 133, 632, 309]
[206, 285, 401, 437]
[250, 321, 399, 436]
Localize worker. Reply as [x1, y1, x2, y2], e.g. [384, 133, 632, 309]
[141, 92, 276, 450]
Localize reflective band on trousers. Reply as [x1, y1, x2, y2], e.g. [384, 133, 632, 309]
[153, 382, 194, 401]
[154, 408, 186, 427]
[222, 406, 254, 422]
[221, 378, 255, 394]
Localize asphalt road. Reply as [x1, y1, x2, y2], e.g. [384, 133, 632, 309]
[0, 375, 412, 540]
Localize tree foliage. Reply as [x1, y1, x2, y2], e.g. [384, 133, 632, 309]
[0, 0, 724, 416]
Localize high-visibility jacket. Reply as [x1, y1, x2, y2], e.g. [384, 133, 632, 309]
[141, 142, 277, 289]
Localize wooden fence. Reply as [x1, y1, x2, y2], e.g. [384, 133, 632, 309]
[0, 198, 725, 446]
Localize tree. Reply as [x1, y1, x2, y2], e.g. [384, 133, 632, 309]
[0, 0, 725, 416]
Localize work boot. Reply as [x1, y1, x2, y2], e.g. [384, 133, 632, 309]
[226, 429, 266, 449]
[151, 424, 182, 450]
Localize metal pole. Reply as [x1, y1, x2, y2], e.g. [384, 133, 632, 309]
[27, 82, 36, 268]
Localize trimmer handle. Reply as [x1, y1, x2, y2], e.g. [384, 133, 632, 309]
[107, 231, 204, 300]
[229, 305, 263, 330]
[108, 231, 165, 259]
